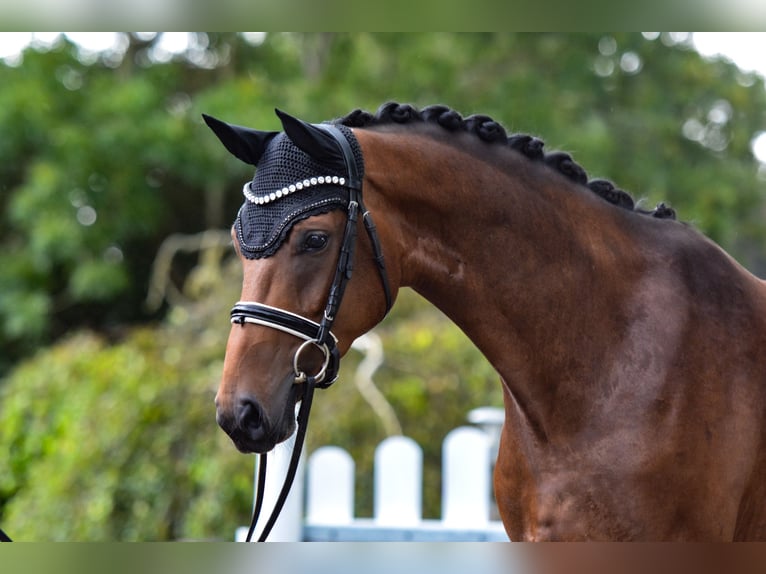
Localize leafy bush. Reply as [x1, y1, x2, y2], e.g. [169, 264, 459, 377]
[0, 257, 254, 541]
[0, 251, 501, 538]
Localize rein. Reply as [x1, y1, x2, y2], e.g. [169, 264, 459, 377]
[231, 123, 392, 541]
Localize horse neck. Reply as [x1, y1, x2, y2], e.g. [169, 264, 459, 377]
[357, 128, 649, 429]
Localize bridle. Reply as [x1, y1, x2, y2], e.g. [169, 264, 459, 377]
[230, 123, 392, 541]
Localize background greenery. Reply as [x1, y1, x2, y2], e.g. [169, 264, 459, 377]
[1, 32, 765, 540]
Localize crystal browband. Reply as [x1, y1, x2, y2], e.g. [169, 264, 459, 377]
[243, 175, 347, 205]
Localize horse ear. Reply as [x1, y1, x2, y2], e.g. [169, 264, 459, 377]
[202, 114, 277, 166]
[275, 108, 344, 166]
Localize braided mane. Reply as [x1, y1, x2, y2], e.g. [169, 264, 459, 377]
[335, 102, 676, 220]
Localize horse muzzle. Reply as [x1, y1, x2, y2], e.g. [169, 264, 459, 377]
[215, 384, 300, 454]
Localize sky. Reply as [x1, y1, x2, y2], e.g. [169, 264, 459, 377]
[1, 32, 766, 162]
[2, 32, 765, 73]
[689, 33, 766, 163]
[691, 32, 766, 78]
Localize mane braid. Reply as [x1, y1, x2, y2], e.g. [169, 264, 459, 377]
[334, 102, 677, 220]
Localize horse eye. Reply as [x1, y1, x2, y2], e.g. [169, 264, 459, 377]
[302, 232, 329, 252]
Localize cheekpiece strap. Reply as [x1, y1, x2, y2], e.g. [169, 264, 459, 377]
[314, 122, 392, 315]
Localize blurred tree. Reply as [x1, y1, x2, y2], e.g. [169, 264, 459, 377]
[2, 32, 765, 374]
[1, 33, 766, 538]
[0, 33, 262, 373]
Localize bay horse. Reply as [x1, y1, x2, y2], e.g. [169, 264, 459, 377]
[205, 102, 766, 541]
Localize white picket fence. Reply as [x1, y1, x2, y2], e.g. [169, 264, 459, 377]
[236, 407, 508, 542]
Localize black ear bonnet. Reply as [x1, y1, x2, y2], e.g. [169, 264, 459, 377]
[203, 111, 364, 259]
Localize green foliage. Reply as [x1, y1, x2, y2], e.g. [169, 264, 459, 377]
[2, 33, 766, 373]
[0, 254, 253, 541]
[0, 35, 234, 371]
[0, 247, 498, 537]
[2, 32, 766, 539]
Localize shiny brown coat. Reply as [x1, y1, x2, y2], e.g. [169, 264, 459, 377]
[216, 116, 766, 540]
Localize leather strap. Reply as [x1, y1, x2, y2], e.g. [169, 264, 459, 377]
[245, 376, 317, 542]
[231, 302, 335, 343]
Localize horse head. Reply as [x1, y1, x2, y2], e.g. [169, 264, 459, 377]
[204, 110, 395, 453]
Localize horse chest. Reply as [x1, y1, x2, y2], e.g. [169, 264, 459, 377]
[495, 448, 650, 541]
[494, 424, 750, 541]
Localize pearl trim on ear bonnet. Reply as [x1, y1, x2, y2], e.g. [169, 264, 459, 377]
[234, 125, 363, 259]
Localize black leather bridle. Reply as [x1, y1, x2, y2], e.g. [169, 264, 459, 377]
[232, 123, 392, 541]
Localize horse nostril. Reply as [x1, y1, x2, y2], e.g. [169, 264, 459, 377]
[216, 396, 273, 452]
[237, 398, 266, 437]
